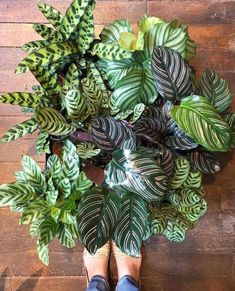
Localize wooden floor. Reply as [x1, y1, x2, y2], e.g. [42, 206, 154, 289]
[0, 0, 235, 290]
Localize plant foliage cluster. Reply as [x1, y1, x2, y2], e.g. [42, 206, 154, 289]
[0, 0, 234, 264]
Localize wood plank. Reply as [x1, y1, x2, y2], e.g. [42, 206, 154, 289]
[0, 162, 44, 183]
[147, 1, 235, 24]
[0, 104, 29, 117]
[12, 276, 87, 291]
[0, 139, 44, 162]
[0, 1, 147, 24]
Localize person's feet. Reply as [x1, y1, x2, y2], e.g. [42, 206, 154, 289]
[111, 241, 142, 283]
[83, 242, 111, 282]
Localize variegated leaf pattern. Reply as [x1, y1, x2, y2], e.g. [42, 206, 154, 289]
[100, 19, 133, 44]
[161, 101, 176, 134]
[134, 117, 165, 141]
[22, 40, 50, 53]
[28, 66, 61, 96]
[39, 217, 57, 245]
[1, 117, 38, 142]
[62, 87, 86, 120]
[76, 142, 101, 159]
[0, 183, 36, 207]
[97, 57, 140, 89]
[16, 42, 77, 73]
[144, 23, 187, 58]
[183, 169, 202, 188]
[36, 130, 50, 155]
[155, 148, 175, 177]
[37, 3, 63, 30]
[0, 92, 40, 108]
[76, 2, 95, 53]
[112, 69, 158, 111]
[60, 0, 89, 39]
[58, 178, 71, 198]
[21, 155, 47, 190]
[91, 43, 132, 61]
[76, 171, 93, 194]
[113, 192, 147, 257]
[170, 157, 190, 189]
[169, 19, 197, 60]
[105, 149, 169, 202]
[46, 155, 62, 186]
[33, 24, 64, 42]
[224, 113, 235, 148]
[170, 95, 231, 152]
[78, 187, 121, 254]
[187, 148, 220, 174]
[63, 64, 80, 87]
[151, 47, 192, 101]
[37, 241, 49, 266]
[200, 69, 232, 113]
[166, 126, 198, 150]
[36, 107, 77, 136]
[58, 223, 76, 248]
[61, 154, 80, 186]
[129, 103, 146, 123]
[91, 117, 136, 151]
[30, 219, 43, 238]
[20, 200, 50, 225]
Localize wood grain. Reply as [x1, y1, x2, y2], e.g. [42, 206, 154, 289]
[0, 0, 235, 290]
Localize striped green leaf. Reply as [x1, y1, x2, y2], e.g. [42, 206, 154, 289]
[37, 241, 49, 266]
[67, 222, 79, 239]
[78, 186, 121, 254]
[63, 87, 86, 120]
[28, 66, 61, 96]
[46, 189, 58, 205]
[81, 77, 103, 105]
[60, 210, 77, 224]
[46, 155, 62, 186]
[22, 40, 50, 53]
[36, 130, 50, 155]
[171, 95, 231, 152]
[36, 107, 76, 136]
[0, 183, 36, 207]
[58, 178, 71, 198]
[33, 24, 64, 42]
[91, 117, 136, 152]
[91, 43, 132, 61]
[183, 169, 202, 188]
[0, 92, 40, 107]
[144, 23, 187, 58]
[76, 2, 95, 53]
[151, 47, 192, 101]
[76, 171, 93, 194]
[112, 69, 158, 111]
[58, 223, 76, 248]
[138, 15, 164, 33]
[15, 171, 28, 183]
[169, 19, 197, 60]
[60, 0, 89, 39]
[30, 219, 43, 238]
[37, 3, 63, 30]
[39, 217, 57, 245]
[16, 41, 77, 73]
[63, 64, 80, 87]
[224, 113, 235, 148]
[97, 58, 139, 89]
[21, 155, 46, 190]
[187, 148, 220, 174]
[20, 200, 50, 225]
[170, 157, 190, 189]
[200, 69, 232, 113]
[100, 19, 133, 44]
[76, 142, 101, 159]
[61, 154, 80, 186]
[105, 149, 169, 202]
[113, 192, 147, 257]
[1, 117, 38, 142]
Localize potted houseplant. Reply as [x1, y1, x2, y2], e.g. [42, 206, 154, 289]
[0, 0, 234, 265]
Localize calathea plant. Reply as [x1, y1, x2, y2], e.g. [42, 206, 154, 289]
[0, 0, 234, 265]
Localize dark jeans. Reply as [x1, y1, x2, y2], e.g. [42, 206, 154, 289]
[86, 275, 139, 291]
